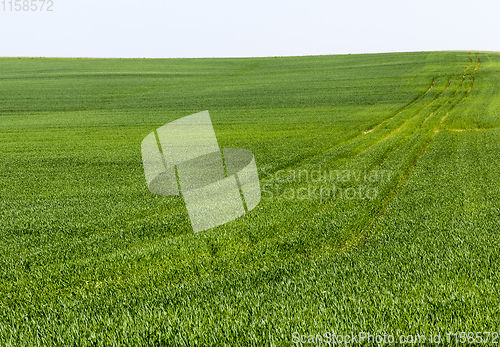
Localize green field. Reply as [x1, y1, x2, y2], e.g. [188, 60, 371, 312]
[1, 51, 500, 345]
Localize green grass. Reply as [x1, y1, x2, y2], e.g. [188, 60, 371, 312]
[1, 52, 500, 345]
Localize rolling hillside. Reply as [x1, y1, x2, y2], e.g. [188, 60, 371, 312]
[1, 52, 500, 345]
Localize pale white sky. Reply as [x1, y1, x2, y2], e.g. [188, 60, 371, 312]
[0, 0, 499, 58]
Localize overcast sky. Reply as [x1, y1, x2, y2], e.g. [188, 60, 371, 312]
[1, 0, 499, 58]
